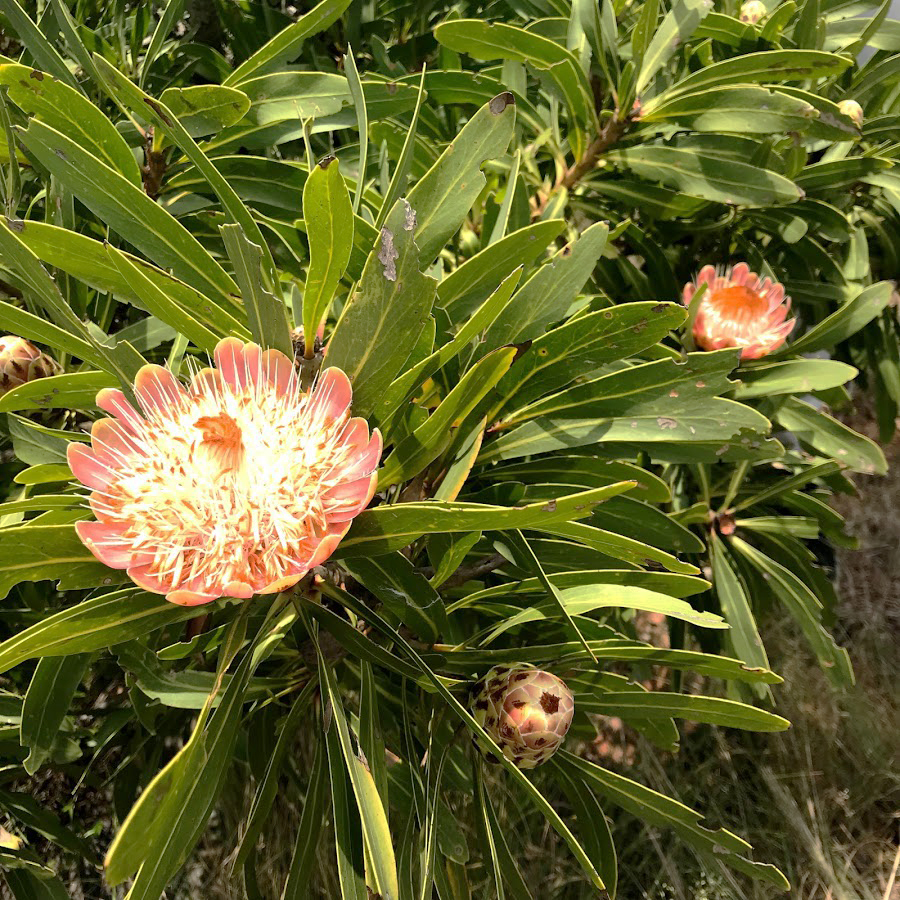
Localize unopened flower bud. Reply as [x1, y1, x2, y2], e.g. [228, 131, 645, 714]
[0, 335, 60, 396]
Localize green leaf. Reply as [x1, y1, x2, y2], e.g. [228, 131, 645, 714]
[645, 49, 852, 105]
[8, 220, 248, 333]
[220, 223, 293, 354]
[280, 738, 330, 900]
[734, 359, 856, 399]
[481, 584, 719, 646]
[434, 21, 594, 138]
[480, 222, 608, 354]
[554, 752, 789, 889]
[0, 0, 80, 89]
[379, 347, 516, 487]
[93, 55, 280, 293]
[16, 119, 237, 306]
[324, 198, 437, 417]
[730, 537, 853, 687]
[780, 281, 892, 356]
[336, 483, 637, 556]
[608, 144, 801, 207]
[159, 85, 250, 137]
[0, 63, 141, 184]
[376, 267, 522, 425]
[774, 397, 887, 475]
[0, 789, 96, 861]
[0, 589, 205, 674]
[21, 653, 90, 774]
[710, 533, 770, 699]
[0, 371, 116, 413]
[317, 644, 399, 900]
[224, 0, 355, 85]
[438, 220, 564, 320]
[492, 301, 686, 414]
[105, 244, 221, 352]
[634, 0, 714, 96]
[642, 86, 819, 133]
[302, 156, 354, 349]
[577, 691, 788, 730]
[406, 92, 517, 264]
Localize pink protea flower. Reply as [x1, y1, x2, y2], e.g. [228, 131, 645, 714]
[68, 338, 381, 606]
[683, 263, 796, 360]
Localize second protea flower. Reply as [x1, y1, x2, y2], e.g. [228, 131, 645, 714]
[683, 263, 795, 360]
[0, 335, 60, 395]
[471, 664, 575, 769]
[69, 338, 381, 605]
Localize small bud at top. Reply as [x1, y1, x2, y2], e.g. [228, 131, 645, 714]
[838, 99, 864, 128]
[739, 0, 766, 22]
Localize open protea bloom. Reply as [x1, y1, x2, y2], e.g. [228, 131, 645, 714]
[471, 664, 575, 769]
[683, 263, 796, 360]
[0, 335, 60, 395]
[69, 338, 381, 606]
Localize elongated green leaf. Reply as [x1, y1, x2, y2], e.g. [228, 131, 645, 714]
[379, 347, 516, 487]
[302, 156, 353, 346]
[0, 590, 207, 674]
[481, 222, 608, 354]
[406, 92, 516, 264]
[645, 50, 852, 106]
[0, 63, 140, 184]
[554, 752, 788, 888]
[317, 647, 399, 899]
[734, 359, 856, 399]
[608, 145, 801, 207]
[105, 244, 220, 351]
[325, 198, 437, 416]
[774, 396, 886, 475]
[336, 483, 636, 556]
[0, 0, 79, 89]
[17, 119, 237, 305]
[434, 21, 594, 137]
[21, 653, 89, 774]
[781, 281, 892, 356]
[635, 0, 714, 95]
[225, 0, 355, 85]
[159, 85, 250, 137]
[730, 537, 853, 687]
[220, 224, 292, 354]
[710, 533, 769, 699]
[0, 371, 115, 413]
[578, 691, 788, 730]
[281, 738, 330, 900]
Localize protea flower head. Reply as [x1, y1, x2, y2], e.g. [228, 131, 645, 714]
[0, 335, 60, 395]
[683, 263, 796, 360]
[838, 99, 864, 127]
[69, 337, 381, 606]
[471, 664, 575, 770]
[739, 0, 766, 22]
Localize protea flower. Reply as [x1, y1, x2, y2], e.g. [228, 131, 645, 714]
[739, 0, 766, 23]
[683, 263, 795, 360]
[471, 664, 575, 769]
[838, 99, 864, 127]
[0, 335, 60, 395]
[69, 337, 381, 606]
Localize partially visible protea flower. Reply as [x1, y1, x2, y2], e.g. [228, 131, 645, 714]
[683, 263, 795, 360]
[471, 664, 575, 769]
[838, 99, 864, 127]
[69, 337, 381, 606]
[739, 0, 766, 23]
[0, 335, 60, 395]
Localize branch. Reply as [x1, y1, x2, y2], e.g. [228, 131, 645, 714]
[439, 553, 508, 590]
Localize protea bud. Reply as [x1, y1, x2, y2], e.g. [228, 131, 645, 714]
[683, 263, 795, 360]
[0, 336, 60, 396]
[739, 0, 766, 23]
[838, 99, 864, 127]
[471, 664, 575, 770]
